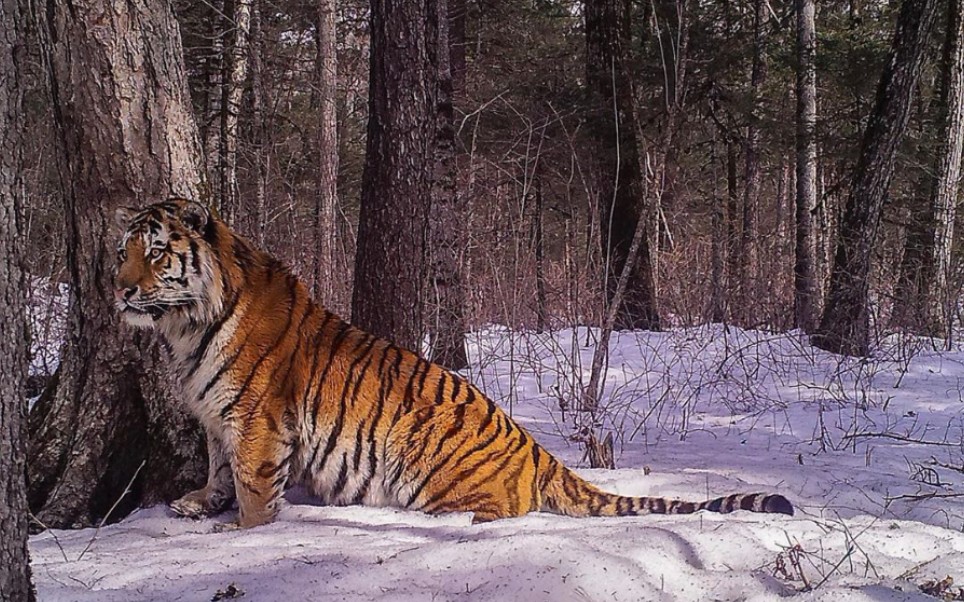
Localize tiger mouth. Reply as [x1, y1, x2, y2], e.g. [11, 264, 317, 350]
[119, 303, 166, 320]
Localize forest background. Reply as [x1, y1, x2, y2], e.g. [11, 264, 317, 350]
[2, 0, 964, 597]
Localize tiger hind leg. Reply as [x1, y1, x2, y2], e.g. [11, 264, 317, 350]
[384, 402, 542, 521]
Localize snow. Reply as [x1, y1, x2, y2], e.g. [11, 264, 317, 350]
[30, 326, 964, 601]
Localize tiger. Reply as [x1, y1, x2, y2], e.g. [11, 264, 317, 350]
[112, 198, 794, 528]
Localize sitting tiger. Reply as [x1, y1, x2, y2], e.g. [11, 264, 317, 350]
[112, 198, 793, 528]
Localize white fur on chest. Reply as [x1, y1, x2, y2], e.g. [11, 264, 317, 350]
[167, 315, 243, 437]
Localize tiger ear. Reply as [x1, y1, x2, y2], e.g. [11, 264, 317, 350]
[114, 207, 138, 232]
[177, 200, 211, 233]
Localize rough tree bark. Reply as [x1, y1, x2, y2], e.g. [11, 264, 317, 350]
[586, 0, 660, 331]
[313, 0, 339, 304]
[794, 0, 818, 332]
[892, 0, 964, 337]
[812, 0, 939, 355]
[28, 0, 207, 528]
[429, 0, 469, 369]
[351, 0, 437, 351]
[0, 0, 34, 596]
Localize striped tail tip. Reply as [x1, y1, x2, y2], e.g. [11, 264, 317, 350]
[700, 492, 794, 515]
[762, 494, 794, 516]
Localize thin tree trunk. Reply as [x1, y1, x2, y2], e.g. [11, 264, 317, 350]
[429, 0, 469, 369]
[352, 0, 437, 351]
[202, 0, 225, 194]
[812, 0, 940, 355]
[28, 0, 207, 528]
[251, 0, 268, 246]
[534, 170, 549, 333]
[218, 0, 253, 224]
[892, 169, 932, 330]
[586, 0, 660, 332]
[738, 0, 768, 326]
[709, 140, 726, 323]
[893, 0, 964, 337]
[449, 0, 466, 96]
[651, 0, 690, 251]
[313, 0, 338, 304]
[794, 0, 817, 332]
[582, 148, 653, 460]
[725, 139, 740, 319]
[0, 0, 33, 595]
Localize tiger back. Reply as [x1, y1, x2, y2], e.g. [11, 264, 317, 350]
[113, 199, 793, 528]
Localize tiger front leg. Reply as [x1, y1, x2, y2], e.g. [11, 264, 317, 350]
[171, 429, 236, 519]
[227, 416, 292, 529]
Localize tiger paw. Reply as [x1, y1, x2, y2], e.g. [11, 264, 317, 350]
[171, 489, 218, 519]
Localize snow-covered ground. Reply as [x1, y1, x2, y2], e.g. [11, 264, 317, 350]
[30, 326, 964, 601]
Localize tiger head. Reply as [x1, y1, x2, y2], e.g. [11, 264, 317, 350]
[113, 199, 222, 328]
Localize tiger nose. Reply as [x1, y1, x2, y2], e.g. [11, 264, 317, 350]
[114, 286, 139, 302]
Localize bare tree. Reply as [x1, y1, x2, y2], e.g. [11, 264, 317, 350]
[429, 0, 469, 369]
[812, 0, 939, 355]
[251, 0, 268, 245]
[534, 170, 549, 333]
[351, 0, 438, 350]
[737, 0, 769, 325]
[0, 0, 33, 596]
[585, 0, 660, 331]
[892, 0, 964, 337]
[218, 0, 253, 223]
[794, 0, 818, 332]
[313, 0, 339, 304]
[449, 0, 466, 95]
[199, 0, 226, 195]
[708, 140, 726, 323]
[28, 0, 207, 528]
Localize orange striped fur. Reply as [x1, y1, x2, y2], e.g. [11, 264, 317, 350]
[113, 199, 793, 528]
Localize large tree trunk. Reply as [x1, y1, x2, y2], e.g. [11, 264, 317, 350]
[0, 0, 33, 596]
[794, 0, 818, 332]
[892, 0, 964, 337]
[313, 0, 339, 304]
[927, 0, 964, 337]
[351, 0, 438, 351]
[27, 0, 207, 528]
[428, 0, 469, 370]
[585, 0, 660, 331]
[812, 0, 939, 355]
